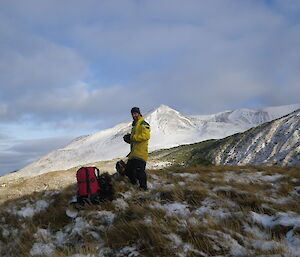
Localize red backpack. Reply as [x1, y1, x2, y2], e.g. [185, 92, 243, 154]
[76, 167, 100, 204]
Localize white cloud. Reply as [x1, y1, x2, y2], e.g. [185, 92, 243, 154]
[0, 0, 300, 173]
[0, 136, 74, 175]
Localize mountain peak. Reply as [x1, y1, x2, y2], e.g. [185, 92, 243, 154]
[153, 104, 176, 112]
[146, 104, 180, 117]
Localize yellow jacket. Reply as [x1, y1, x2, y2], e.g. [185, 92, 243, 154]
[128, 116, 150, 162]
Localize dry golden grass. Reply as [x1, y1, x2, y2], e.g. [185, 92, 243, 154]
[0, 165, 299, 256]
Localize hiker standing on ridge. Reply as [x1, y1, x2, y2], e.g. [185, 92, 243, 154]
[123, 107, 150, 190]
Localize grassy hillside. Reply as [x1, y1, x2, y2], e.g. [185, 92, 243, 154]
[1, 165, 300, 256]
[149, 139, 216, 167]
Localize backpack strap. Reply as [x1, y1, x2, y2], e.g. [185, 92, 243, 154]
[85, 167, 90, 196]
[95, 167, 100, 179]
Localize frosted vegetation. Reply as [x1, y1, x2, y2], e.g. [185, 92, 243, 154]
[0, 165, 299, 256]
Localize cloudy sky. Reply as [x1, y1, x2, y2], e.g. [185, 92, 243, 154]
[0, 0, 299, 175]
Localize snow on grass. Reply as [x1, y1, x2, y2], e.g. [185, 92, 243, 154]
[286, 230, 300, 256]
[91, 210, 116, 225]
[173, 173, 199, 180]
[15, 200, 50, 218]
[252, 240, 282, 251]
[214, 231, 251, 256]
[1, 166, 300, 256]
[251, 211, 300, 228]
[223, 171, 285, 184]
[66, 208, 79, 218]
[243, 224, 270, 240]
[212, 186, 233, 192]
[151, 202, 190, 217]
[294, 186, 300, 196]
[260, 174, 284, 182]
[33, 228, 52, 242]
[117, 246, 140, 257]
[120, 191, 133, 199]
[113, 198, 129, 211]
[30, 242, 55, 256]
[193, 198, 232, 220]
[147, 161, 172, 169]
[251, 211, 300, 256]
[144, 216, 152, 224]
[68, 217, 91, 237]
[68, 254, 93, 257]
[165, 233, 205, 257]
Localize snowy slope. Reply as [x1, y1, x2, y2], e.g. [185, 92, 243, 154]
[1, 166, 300, 256]
[188, 109, 300, 166]
[13, 103, 300, 178]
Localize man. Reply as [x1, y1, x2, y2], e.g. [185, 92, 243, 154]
[123, 107, 150, 190]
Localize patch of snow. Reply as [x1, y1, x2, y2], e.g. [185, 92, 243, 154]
[260, 174, 284, 182]
[69, 217, 91, 237]
[33, 228, 52, 242]
[165, 233, 205, 257]
[117, 246, 140, 257]
[43, 191, 60, 197]
[36, 200, 49, 211]
[113, 198, 129, 211]
[224, 171, 285, 184]
[151, 202, 190, 217]
[144, 216, 152, 224]
[251, 211, 300, 256]
[17, 206, 35, 218]
[252, 240, 282, 251]
[218, 232, 251, 256]
[120, 191, 132, 199]
[68, 254, 93, 257]
[55, 231, 67, 247]
[194, 205, 230, 220]
[30, 243, 55, 256]
[268, 197, 291, 205]
[98, 248, 114, 256]
[149, 174, 160, 180]
[94, 211, 116, 225]
[147, 161, 172, 169]
[16, 200, 50, 218]
[294, 186, 300, 196]
[1, 227, 10, 238]
[243, 224, 270, 240]
[66, 209, 78, 218]
[251, 211, 300, 228]
[173, 173, 199, 180]
[187, 217, 199, 226]
[286, 230, 300, 257]
[212, 186, 233, 192]
[163, 184, 175, 190]
[193, 198, 236, 222]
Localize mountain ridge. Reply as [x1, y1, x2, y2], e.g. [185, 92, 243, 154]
[7, 103, 300, 179]
[186, 108, 300, 167]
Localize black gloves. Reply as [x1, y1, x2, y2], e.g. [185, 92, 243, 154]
[123, 134, 131, 144]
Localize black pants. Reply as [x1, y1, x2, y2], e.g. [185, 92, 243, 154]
[125, 158, 147, 189]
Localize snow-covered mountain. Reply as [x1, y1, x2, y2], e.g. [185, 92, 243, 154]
[187, 109, 300, 166]
[13, 103, 300, 178]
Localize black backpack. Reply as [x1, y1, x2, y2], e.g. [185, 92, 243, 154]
[97, 172, 115, 201]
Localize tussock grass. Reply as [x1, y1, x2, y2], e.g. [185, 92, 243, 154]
[1, 165, 300, 256]
[104, 220, 171, 256]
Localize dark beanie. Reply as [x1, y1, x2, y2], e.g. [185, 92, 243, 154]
[131, 107, 141, 114]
